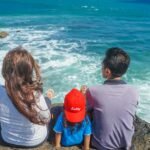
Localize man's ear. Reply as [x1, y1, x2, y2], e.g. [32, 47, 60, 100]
[105, 68, 112, 79]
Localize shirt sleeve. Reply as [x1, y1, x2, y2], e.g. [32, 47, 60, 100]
[86, 88, 94, 111]
[53, 113, 64, 133]
[83, 116, 92, 136]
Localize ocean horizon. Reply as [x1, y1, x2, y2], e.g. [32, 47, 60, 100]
[0, 0, 150, 122]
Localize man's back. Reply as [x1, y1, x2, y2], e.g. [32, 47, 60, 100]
[87, 80, 138, 150]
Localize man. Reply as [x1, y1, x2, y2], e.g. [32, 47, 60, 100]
[87, 47, 139, 150]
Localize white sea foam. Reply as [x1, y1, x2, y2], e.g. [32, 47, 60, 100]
[41, 55, 78, 69]
[0, 26, 150, 122]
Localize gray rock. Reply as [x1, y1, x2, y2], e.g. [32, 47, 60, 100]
[0, 104, 149, 150]
[0, 31, 9, 38]
[132, 116, 150, 150]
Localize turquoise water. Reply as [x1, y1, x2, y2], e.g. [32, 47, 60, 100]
[0, 0, 150, 122]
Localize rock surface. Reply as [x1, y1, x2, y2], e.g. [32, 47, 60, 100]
[132, 116, 150, 150]
[0, 104, 149, 150]
[0, 31, 9, 38]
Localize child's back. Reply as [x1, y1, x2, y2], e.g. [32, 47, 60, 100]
[53, 88, 92, 149]
[54, 112, 91, 146]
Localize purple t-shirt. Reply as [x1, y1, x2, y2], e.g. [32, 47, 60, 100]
[86, 80, 138, 150]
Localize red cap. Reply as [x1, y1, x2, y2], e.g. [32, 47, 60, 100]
[64, 88, 86, 123]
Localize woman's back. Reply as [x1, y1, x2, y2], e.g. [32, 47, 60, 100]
[0, 47, 51, 147]
[0, 85, 49, 146]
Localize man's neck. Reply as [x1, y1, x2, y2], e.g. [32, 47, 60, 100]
[104, 78, 126, 85]
[108, 77, 121, 80]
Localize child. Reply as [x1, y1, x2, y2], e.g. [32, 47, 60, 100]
[51, 88, 91, 150]
[86, 47, 139, 150]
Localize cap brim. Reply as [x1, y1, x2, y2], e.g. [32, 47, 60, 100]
[64, 109, 85, 123]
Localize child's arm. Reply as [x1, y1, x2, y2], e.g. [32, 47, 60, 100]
[55, 133, 62, 148]
[83, 135, 91, 150]
[53, 113, 64, 149]
[83, 116, 92, 150]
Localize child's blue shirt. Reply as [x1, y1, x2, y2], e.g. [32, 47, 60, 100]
[53, 112, 92, 146]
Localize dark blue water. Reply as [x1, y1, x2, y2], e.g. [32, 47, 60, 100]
[0, 0, 150, 122]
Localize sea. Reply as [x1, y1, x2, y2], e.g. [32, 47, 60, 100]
[0, 0, 150, 122]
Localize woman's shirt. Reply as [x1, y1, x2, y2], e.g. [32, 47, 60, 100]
[0, 85, 50, 146]
[53, 112, 92, 146]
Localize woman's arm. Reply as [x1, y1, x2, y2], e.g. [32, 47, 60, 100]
[36, 94, 51, 123]
[55, 133, 62, 148]
[83, 135, 91, 150]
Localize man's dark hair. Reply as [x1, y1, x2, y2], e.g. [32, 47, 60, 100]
[102, 47, 130, 78]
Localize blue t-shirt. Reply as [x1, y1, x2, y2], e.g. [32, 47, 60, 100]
[53, 112, 92, 146]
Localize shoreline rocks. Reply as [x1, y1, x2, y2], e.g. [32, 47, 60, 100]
[132, 116, 150, 150]
[0, 104, 149, 150]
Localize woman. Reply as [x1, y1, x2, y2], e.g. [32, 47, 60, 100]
[0, 47, 50, 148]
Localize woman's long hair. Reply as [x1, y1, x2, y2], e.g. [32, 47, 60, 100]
[2, 47, 46, 125]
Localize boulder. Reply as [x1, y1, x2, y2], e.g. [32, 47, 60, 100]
[0, 31, 9, 38]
